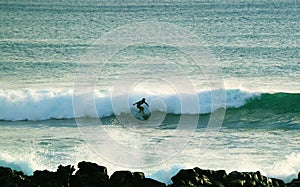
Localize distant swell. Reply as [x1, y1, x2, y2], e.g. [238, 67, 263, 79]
[0, 89, 298, 121]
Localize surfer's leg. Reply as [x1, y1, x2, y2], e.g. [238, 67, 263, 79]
[141, 107, 144, 114]
[138, 106, 144, 113]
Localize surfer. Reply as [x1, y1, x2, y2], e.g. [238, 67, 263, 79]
[133, 98, 149, 114]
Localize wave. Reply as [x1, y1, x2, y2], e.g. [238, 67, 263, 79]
[233, 92, 300, 114]
[0, 88, 298, 121]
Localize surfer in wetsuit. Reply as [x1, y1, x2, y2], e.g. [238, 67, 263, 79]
[133, 98, 149, 114]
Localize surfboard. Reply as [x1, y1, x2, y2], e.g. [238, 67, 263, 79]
[130, 105, 151, 120]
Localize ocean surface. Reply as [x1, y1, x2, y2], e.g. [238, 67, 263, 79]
[0, 0, 299, 184]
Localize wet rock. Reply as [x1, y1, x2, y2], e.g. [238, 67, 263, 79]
[194, 167, 227, 186]
[32, 169, 59, 187]
[0, 162, 299, 187]
[225, 171, 287, 187]
[76, 161, 108, 175]
[56, 165, 75, 186]
[142, 178, 166, 187]
[0, 166, 31, 187]
[109, 170, 166, 187]
[109, 170, 134, 187]
[170, 168, 227, 187]
[288, 179, 300, 187]
[132, 171, 145, 180]
[226, 172, 246, 187]
[70, 161, 109, 187]
[170, 168, 200, 186]
[32, 164, 75, 187]
[270, 178, 286, 187]
[170, 168, 288, 187]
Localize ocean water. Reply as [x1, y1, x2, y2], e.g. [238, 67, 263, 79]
[0, 0, 299, 184]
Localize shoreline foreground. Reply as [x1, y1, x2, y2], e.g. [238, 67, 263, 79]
[0, 161, 299, 187]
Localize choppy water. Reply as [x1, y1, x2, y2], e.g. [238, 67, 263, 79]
[0, 0, 299, 184]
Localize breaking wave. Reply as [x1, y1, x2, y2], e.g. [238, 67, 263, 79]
[0, 88, 298, 121]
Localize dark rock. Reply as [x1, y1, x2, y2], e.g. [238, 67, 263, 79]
[288, 179, 300, 187]
[132, 171, 145, 180]
[171, 169, 199, 186]
[0, 166, 31, 187]
[1, 162, 300, 187]
[226, 171, 274, 187]
[76, 161, 107, 175]
[270, 178, 286, 187]
[227, 178, 246, 187]
[56, 165, 75, 186]
[253, 171, 261, 183]
[32, 169, 59, 187]
[142, 178, 166, 187]
[108, 170, 165, 187]
[254, 171, 270, 186]
[212, 170, 227, 182]
[225, 171, 287, 187]
[194, 167, 227, 186]
[109, 170, 134, 187]
[244, 172, 261, 186]
[32, 165, 75, 187]
[226, 171, 246, 187]
[171, 168, 223, 187]
[70, 161, 109, 187]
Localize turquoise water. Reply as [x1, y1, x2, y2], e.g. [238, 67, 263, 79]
[0, 0, 299, 183]
[1, 0, 299, 91]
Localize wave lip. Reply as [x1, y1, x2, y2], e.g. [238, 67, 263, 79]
[0, 89, 74, 121]
[0, 88, 298, 121]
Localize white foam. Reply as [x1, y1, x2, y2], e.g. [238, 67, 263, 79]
[0, 88, 259, 121]
[264, 152, 300, 183]
[146, 165, 184, 184]
[0, 89, 74, 121]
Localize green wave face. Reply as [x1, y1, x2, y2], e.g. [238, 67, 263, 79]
[224, 93, 300, 129]
[241, 93, 300, 114]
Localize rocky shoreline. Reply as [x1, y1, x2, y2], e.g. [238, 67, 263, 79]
[0, 161, 299, 187]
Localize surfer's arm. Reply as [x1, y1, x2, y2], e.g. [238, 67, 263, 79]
[145, 102, 149, 107]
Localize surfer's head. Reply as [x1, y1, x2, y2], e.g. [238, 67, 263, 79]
[142, 98, 145, 101]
